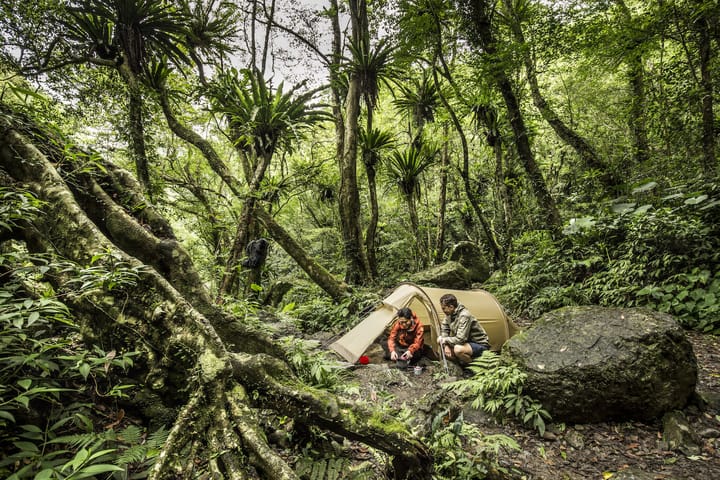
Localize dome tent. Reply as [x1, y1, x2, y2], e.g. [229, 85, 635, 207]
[329, 282, 519, 363]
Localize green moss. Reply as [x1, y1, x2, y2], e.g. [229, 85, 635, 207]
[198, 350, 227, 381]
[368, 410, 407, 436]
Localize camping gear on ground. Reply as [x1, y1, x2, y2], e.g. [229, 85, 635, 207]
[329, 282, 519, 364]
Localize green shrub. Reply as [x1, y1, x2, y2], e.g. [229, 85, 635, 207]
[492, 180, 720, 332]
[443, 353, 551, 436]
[427, 409, 519, 479]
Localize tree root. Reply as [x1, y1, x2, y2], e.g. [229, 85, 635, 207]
[1, 111, 434, 479]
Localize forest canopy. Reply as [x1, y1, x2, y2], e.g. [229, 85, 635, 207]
[1, 0, 718, 478]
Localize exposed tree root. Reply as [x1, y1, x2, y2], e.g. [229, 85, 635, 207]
[1, 108, 434, 478]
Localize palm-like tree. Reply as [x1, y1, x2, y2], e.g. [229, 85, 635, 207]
[345, 38, 399, 128]
[386, 145, 436, 265]
[64, 0, 192, 196]
[208, 69, 331, 296]
[392, 69, 439, 149]
[344, 37, 399, 277]
[359, 127, 395, 276]
[64, 1, 238, 195]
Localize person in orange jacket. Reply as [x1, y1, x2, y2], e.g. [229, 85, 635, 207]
[387, 307, 424, 367]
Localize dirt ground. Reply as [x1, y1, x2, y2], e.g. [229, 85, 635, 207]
[343, 331, 720, 479]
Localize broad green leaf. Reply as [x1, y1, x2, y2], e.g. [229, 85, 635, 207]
[79, 363, 91, 380]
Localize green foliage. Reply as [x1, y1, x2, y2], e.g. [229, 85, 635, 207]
[62, 249, 148, 294]
[0, 193, 161, 478]
[0, 188, 45, 233]
[288, 286, 380, 333]
[426, 410, 519, 479]
[491, 180, 720, 332]
[280, 337, 348, 390]
[385, 145, 436, 199]
[0, 262, 155, 478]
[443, 353, 551, 436]
[208, 68, 331, 157]
[1, 423, 168, 480]
[345, 38, 400, 108]
[65, 0, 193, 73]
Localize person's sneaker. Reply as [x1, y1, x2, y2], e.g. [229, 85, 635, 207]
[461, 368, 475, 379]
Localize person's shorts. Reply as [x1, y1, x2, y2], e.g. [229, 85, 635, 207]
[469, 342, 489, 358]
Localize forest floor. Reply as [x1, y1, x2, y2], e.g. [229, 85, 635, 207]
[343, 330, 720, 479]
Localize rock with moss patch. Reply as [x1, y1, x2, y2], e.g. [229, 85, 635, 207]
[409, 261, 471, 289]
[449, 241, 491, 282]
[501, 306, 697, 423]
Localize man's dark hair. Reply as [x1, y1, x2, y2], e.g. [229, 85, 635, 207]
[397, 307, 412, 319]
[440, 293, 458, 307]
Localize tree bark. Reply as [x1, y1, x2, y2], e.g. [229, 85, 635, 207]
[458, 0, 562, 233]
[434, 124, 449, 265]
[693, 0, 717, 177]
[157, 89, 349, 302]
[0, 109, 431, 479]
[616, 0, 650, 166]
[338, 0, 372, 285]
[364, 158, 380, 277]
[118, 64, 153, 197]
[502, 0, 617, 188]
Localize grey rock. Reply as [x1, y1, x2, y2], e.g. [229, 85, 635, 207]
[449, 241, 491, 283]
[663, 410, 702, 456]
[409, 261, 471, 289]
[502, 306, 698, 423]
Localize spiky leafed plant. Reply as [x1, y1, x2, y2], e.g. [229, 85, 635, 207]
[392, 69, 439, 132]
[182, 0, 240, 82]
[345, 38, 400, 113]
[65, 0, 192, 74]
[209, 69, 331, 162]
[386, 145, 436, 261]
[360, 127, 396, 174]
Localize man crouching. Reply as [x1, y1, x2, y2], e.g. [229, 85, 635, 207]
[437, 293, 490, 365]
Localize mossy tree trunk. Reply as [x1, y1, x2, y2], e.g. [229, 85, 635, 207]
[0, 111, 431, 479]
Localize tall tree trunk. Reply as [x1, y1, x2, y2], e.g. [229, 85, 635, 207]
[338, 0, 371, 285]
[434, 124, 449, 265]
[432, 65, 505, 268]
[502, 0, 616, 188]
[0, 111, 431, 478]
[364, 158, 379, 277]
[156, 89, 348, 302]
[363, 89, 379, 277]
[458, 0, 562, 233]
[119, 65, 152, 197]
[429, 9, 505, 267]
[616, 0, 650, 165]
[694, 1, 717, 177]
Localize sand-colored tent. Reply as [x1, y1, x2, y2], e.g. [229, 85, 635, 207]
[329, 282, 519, 363]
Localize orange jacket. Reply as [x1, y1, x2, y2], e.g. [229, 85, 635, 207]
[387, 312, 424, 355]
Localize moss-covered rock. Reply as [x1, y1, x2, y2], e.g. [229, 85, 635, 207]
[409, 261, 471, 289]
[449, 241, 491, 283]
[501, 306, 697, 423]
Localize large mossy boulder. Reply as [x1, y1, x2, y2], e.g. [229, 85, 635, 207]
[409, 261, 471, 289]
[502, 306, 697, 423]
[449, 241, 491, 283]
